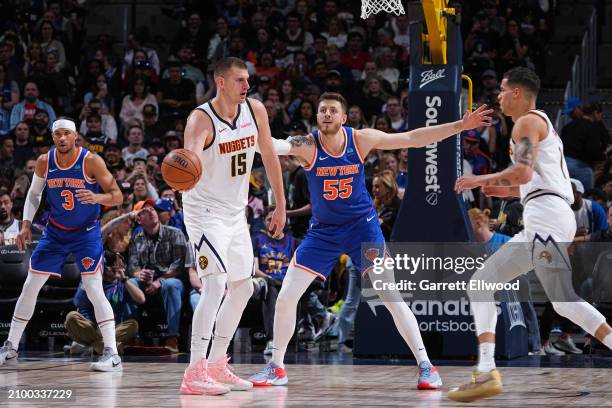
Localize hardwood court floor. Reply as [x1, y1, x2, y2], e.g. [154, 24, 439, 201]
[1, 357, 611, 407]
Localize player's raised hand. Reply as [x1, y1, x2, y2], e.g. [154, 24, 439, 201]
[460, 104, 494, 131]
[268, 206, 287, 239]
[16, 226, 32, 251]
[75, 189, 99, 204]
[455, 174, 485, 192]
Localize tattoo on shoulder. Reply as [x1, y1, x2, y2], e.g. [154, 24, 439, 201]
[288, 135, 314, 147]
[515, 136, 534, 166]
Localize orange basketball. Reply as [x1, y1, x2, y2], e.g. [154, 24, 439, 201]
[161, 149, 202, 191]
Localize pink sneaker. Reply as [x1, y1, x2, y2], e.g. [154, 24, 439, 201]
[180, 358, 230, 395]
[208, 355, 253, 391]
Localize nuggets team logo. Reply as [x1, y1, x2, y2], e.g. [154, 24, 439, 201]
[81, 257, 95, 270]
[538, 250, 552, 263]
[199, 256, 208, 270]
[365, 248, 380, 261]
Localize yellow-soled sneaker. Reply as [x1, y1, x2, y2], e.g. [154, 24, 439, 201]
[447, 369, 502, 403]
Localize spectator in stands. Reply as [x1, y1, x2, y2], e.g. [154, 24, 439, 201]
[375, 47, 400, 92]
[163, 131, 181, 153]
[329, 254, 360, 351]
[83, 113, 108, 155]
[123, 31, 161, 77]
[103, 140, 123, 170]
[280, 155, 311, 239]
[589, 206, 612, 242]
[122, 123, 148, 166]
[38, 21, 66, 70]
[593, 104, 611, 154]
[65, 251, 143, 355]
[0, 97, 9, 136]
[0, 137, 15, 186]
[30, 109, 52, 145]
[101, 209, 137, 257]
[12, 122, 34, 168]
[498, 20, 529, 72]
[166, 44, 204, 86]
[571, 179, 608, 241]
[123, 49, 159, 90]
[171, 13, 209, 63]
[0, 193, 20, 245]
[346, 105, 368, 129]
[207, 17, 230, 67]
[479, 69, 499, 101]
[78, 98, 117, 141]
[142, 104, 164, 142]
[285, 12, 314, 53]
[391, 14, 410, 50]
[83, 74, 114, 116]
[128, 200, 188, 352]
[156, 61, 195, 119]
[385, 96, 408, 132]
[295, 99, 317, 133]
[462, 129, 491, 175]
[372, 170, 401, 240]
[360, 76, 388, 122]
[9, 81, 56, 130]
[251, 207, 300, 354]
[561, 101, 604, 190]
[120, 76, 158, 126]
[0, 64, 19, 111]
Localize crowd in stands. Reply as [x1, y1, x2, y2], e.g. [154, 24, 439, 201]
[0, 0, 610, 355]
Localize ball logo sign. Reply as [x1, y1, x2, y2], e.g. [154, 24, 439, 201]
[419, 69, 446, 88]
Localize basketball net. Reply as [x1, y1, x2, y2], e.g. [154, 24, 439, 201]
[361, 0, 405, 19]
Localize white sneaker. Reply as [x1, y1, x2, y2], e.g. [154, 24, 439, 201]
[0, 340, 18, 365]
[553, 336, 583, 354]
[543, 342, 565, 356]
[90, 347, 122, 372]
[264, 340, 274, 355]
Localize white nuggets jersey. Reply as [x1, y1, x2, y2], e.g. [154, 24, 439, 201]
[510, 110, 574, 205]
[183, 99, 259, 216]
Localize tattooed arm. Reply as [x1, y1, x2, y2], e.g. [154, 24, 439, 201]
[455, 114, 546, 192]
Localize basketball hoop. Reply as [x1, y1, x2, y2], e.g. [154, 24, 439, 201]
[361, 0, 405, 19]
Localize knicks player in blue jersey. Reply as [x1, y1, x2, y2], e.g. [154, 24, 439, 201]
[0, 118, 124, 371]
[249, 93, 493, 388]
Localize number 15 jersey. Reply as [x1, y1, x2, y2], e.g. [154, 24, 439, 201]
[183, 99, 259, 217]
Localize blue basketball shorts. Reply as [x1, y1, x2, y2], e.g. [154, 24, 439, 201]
[30, 222, 104, 278]
[293, 208, 386, 280]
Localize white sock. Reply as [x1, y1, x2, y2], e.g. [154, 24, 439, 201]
[367, 268, 430, 364]
[602, 333, 612, 350]
[477, 342, 496, 372]
[83, 274, 117, 354]
[8, 273, 49, 350]
[382, 301, 430, 364]
[208, 278, 253, 363]
[190, 274, 226, 366]
[271, 262, 316, 368]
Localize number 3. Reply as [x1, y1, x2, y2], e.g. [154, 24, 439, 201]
[323, 178, 353, 200]
[61, 190, 74, 210]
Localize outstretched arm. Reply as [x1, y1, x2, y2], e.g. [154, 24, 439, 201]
[455, 114, 546, 192]
[251, 98, 286, 238]
[355, 105, 493, 156]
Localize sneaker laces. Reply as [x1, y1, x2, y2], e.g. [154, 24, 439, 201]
[214, 356, 241, 381]
[417, 363, 432, 378]
[191, 359, 217, 385]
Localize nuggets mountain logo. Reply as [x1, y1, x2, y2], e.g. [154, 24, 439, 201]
[81, 257, 95, 270]
[199, 256, 208, 270]
[538, 250, 552, 263]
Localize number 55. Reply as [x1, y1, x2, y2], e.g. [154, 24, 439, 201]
[323, 178, 353, 200]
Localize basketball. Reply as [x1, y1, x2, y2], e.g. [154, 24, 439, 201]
[161, 149, 202, 191]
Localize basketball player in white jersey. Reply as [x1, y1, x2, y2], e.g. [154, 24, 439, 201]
[179, 57, 286, 395]
[450, 67, 612, 402]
